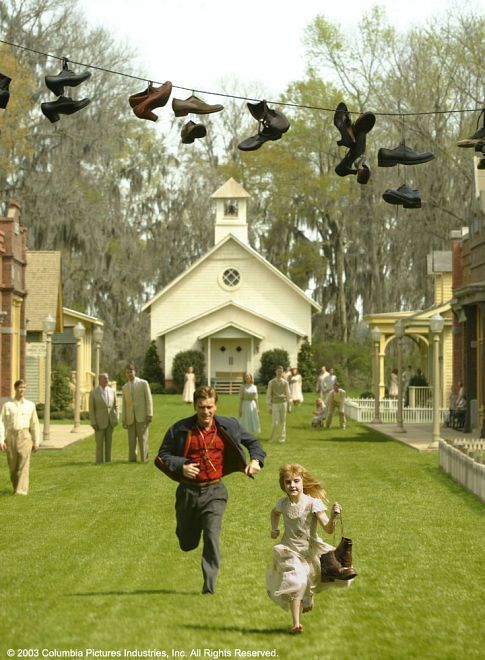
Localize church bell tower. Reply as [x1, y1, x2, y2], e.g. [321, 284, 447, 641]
[211, 177, 251, 245]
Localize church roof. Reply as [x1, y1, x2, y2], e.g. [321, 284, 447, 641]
[210, 177, 251, 199]
[155, 301, 306, 338]
[142, 233, 321, 312]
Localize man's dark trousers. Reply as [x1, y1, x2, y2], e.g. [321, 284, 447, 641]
[175, 482, 228, 593]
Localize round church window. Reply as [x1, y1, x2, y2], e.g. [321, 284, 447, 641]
[222, 267, 241, 288]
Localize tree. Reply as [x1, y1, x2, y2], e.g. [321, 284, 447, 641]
[50, 362, 73, 414]
[259, 349, 290, 385]
[2, 2, 484, 370]
[297, 339, 316, 392]
[172, 350, 205, 390]
[141, 341, 164, 385]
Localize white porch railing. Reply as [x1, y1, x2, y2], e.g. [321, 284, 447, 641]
[345, 398, 448, 424]
[408, 386, 433, 408]
[439, 439, 485, 503]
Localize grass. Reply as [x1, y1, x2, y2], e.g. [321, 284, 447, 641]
[1, 394, 484, 660]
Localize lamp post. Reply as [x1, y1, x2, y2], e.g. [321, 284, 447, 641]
[429, 313, 445, 449]
[93, 325, 103, 380]
[394, 319, 406, 433]
[371, 326, 381, 424]
[0, 310, 7, 397]
[42, 314, 56, 444]
[71, 322, 85, 433]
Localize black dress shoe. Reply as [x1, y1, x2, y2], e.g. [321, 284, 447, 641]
[382, 184, 421, 208]
[334, 102, 355, 148]
[247, 100, 269, 120]
[477, 157, 485, 171]
[333, 103, 355, 149]
[247, 100, 290, 134]
[181, 120, 207, 144]
[335, 131, 366, 177]
[238, 124, 283, 151]
[265, 107, 290, 134]
[41, 95, 91, 123]
[45, 67, 91, 97]
[378, 142, 435, 167]
[354, 111, 376, 135]
[0, 73, 12, 109]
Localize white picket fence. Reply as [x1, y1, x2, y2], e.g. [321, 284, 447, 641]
[439, 439, 485, 503]
[345, 398, 448, 424]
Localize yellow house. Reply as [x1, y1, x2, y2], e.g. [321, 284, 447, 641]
[364, 251, 454, 408]
[25, 251, 103, 410]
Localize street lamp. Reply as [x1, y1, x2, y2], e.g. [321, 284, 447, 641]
[0, 310, 7, 397]
[42, 314, 56, 444]
[71, 322, 85, 433]
[93, 325, 104, 380]
[429, 313, 445, 449]
[394, 319, 406, 433]
[371, 326, 381, 424]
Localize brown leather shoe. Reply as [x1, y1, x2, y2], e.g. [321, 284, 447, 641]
[128, 86, 150, 108]
[131, 81, 172, 122]
[172, 94, 223, 117]
[181, 120, 207, 144]
[335, 537, 353, 568]
[320, 550, 357, 581]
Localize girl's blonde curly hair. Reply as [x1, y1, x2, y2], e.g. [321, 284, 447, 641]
[278, 463, 328, 502]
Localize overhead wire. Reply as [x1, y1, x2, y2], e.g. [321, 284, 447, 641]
[0, 38, 483, 118]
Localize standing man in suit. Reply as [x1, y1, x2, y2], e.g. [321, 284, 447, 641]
[122, 363, 153, 463]
[0, 379, 40, 495]
[89, 373, 118, 463]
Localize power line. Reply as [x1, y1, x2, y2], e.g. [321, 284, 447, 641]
[0, 38, 483, 117]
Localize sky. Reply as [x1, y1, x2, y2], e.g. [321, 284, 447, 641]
[77, 0, 478, 100]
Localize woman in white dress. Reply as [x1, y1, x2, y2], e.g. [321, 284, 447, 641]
[238, 373, 260, 433]
[389, 368, 399, 399]
[182, 366, 196, 404]
[267, 464, 343, 634]
[289, 367, 304, 406]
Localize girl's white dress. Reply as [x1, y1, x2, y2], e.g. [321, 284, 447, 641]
[290, 374, 304, 403]
[266, 494, 336, 611]
[239, 384, 260, 433]
[182, 372, 196, 403]
[312, 402, 326, 427]
[389, 373, 399, 398]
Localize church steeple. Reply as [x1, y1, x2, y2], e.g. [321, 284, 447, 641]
[211, 177, 251, 245]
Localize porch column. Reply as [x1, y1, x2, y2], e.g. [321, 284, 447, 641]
[250, 336, 254, 375]
[207, 337, 211, 386]
[379, 344, 385, 399]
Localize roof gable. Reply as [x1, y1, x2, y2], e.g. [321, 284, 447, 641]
[157, 301, 307, 338]
[211, 177, 251, 199]
[143, 234, 320, 312]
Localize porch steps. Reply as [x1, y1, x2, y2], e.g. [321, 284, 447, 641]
[215, 379, 242, 395]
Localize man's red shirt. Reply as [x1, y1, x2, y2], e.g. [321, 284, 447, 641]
[186, 422, 224, 481]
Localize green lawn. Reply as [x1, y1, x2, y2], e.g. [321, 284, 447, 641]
[1, 394, 484, 660]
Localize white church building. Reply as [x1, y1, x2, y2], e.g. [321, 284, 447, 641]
[142, 178, 320, 389]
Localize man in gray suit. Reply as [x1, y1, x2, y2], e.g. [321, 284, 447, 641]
[122, 363, 153, 463]
[89, 373, 118, 463]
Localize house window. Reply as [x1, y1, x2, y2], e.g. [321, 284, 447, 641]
[222, 268, 241, 287]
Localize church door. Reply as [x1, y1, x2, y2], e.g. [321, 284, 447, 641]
[214, 339, 248, 382]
